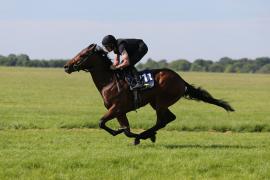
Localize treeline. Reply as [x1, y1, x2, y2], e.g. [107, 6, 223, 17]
[137, 57, 270, 73]
[0, 54, 67, 68]
[1, 54, 270, 73]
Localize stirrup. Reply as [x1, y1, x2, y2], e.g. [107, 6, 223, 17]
[144, 83, 151, 88]
[130, 82, 142, 90]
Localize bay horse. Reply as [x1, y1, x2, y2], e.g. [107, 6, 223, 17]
[64, 44, 234, 145]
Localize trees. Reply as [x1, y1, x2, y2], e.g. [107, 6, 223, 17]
[257, 64, 270, 73]
[16, 54, 30, 66]
[6, 54, 18, 66]
[254, 57, 270, 72]
[190, 59, 213, 72]
[0, 54, 67, 68]
[218, 57, 234, 66]
[0, 55, 8, 65]
[142, 58, 160, 69]
[208, 63, 225, 72]
[137, 57, 270, 74]
[157, 60, 168, 69]
[168, 59, 191, 71]
[0, 53, 269, 73]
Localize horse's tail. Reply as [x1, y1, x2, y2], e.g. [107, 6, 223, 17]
[184, 82, 234, 112]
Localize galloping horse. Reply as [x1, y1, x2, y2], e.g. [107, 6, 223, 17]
[64, 44, 234, 145]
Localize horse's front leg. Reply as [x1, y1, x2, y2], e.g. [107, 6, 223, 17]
[99, 106, 125, 136]
[117, 115, 138, 138]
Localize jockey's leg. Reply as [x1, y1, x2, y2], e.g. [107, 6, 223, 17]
[128, 42, 148, 90]
[130, 67, 143, 89]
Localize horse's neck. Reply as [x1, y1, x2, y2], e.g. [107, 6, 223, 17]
[90, 68, 114, 92]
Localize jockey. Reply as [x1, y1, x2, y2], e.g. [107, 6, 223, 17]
[102, 35, 148, 89]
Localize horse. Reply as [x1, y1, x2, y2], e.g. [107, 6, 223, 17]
[64, 44, 234, 145]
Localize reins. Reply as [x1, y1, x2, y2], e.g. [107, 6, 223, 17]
[73, 45, 100, 72]
[114, 72, 121, 93]
[73, 56, 89, 72]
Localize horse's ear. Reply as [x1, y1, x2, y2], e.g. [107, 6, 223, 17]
[95, 45, 105, 52]
[87, 43, 97, 50]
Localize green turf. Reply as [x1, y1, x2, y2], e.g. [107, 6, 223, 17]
[1, 67, 270, 179]
[0, 129, 269, 179]
[0, 67, 269, 132]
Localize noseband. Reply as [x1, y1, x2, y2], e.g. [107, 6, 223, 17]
[73, 56, 90, 72]
[71, 44, 110, 73]
[73, 49, 96, 72]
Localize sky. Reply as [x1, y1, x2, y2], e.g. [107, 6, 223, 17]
[0, 0, 269, 61]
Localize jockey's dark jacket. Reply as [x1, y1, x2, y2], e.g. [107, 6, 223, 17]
[114, 39, 143, 56]
[113, 39, 148, 66]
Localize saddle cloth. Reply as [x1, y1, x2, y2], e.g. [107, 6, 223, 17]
[126, 69, 155, 91]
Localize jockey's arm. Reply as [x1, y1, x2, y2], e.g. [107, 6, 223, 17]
[113, 54, 120, 66]
[116, 50, 130, 69]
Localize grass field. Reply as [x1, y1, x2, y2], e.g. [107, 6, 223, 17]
[1, 67, 270, 132]
[0, 67, 270, 179]
[0, 130, 270, 179]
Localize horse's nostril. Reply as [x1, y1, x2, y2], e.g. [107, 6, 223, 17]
[64, 65, 71, 73]
[64, 65, 70, 70]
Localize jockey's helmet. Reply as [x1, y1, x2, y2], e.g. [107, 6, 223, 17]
[102, 35, 116, 52]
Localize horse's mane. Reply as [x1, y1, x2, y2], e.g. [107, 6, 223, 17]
[92, 44, 112, 68]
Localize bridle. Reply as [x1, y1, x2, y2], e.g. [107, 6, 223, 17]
[73, 54, 92, 72]
[73, 45, 97, 72]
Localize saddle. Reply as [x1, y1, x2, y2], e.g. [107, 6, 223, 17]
[115, 69, 155, 110]
[115, 69, 155, 91]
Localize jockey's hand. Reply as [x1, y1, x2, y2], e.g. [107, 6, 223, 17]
[110, 65, 117, 70]
[113, 61, 119, 66]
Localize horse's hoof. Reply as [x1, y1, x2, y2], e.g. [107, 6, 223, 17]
[134, 138, 140, 145]
[150, 135, 156, 143]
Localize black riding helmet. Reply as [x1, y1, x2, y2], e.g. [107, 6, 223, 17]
[102, 35, 116, 46]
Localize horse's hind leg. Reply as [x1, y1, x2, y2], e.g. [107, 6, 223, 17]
[163, 109, 176, 125]
[151, 108, 176, 130]
[135, 108, 176, 145]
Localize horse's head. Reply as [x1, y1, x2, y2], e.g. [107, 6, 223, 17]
[64, 44, 109, 74]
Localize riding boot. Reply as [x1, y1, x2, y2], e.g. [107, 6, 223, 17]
[131, 67, 143, 89]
